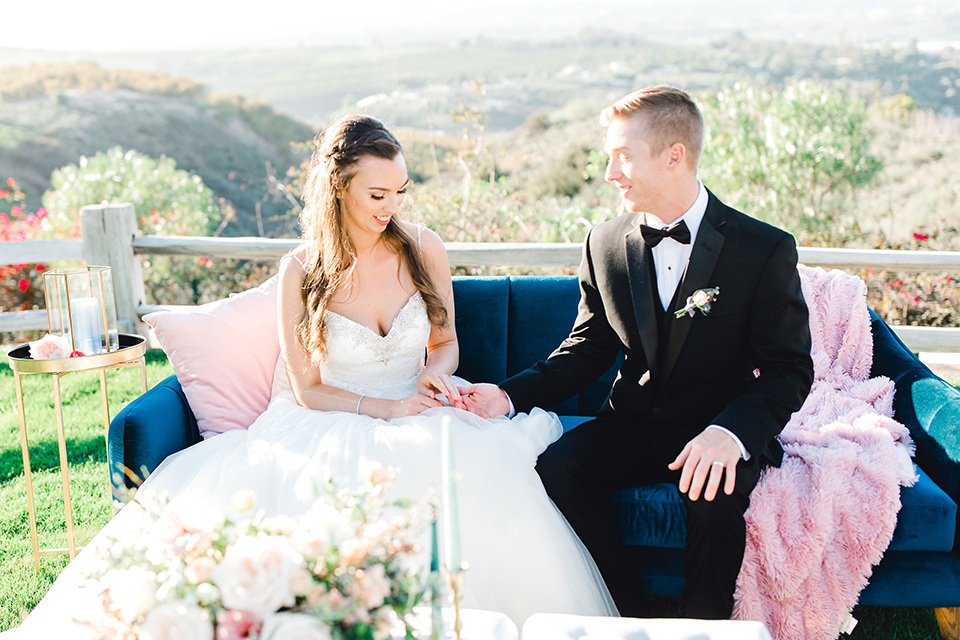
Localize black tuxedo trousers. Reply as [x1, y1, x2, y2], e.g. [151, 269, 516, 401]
[536, 415, 762, 619]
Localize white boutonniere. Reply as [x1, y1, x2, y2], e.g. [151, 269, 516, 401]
[675, 287, 720, 319]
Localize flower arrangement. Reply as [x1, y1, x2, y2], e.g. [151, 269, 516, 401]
[83, 466, 427, 640]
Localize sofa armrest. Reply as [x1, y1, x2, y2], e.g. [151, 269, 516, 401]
[108, 373, 202, 509]
[869, 310, 960, 550]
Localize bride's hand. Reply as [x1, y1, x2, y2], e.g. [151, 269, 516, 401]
[392, 393, 444, 418]
[416, 370, 464, 409]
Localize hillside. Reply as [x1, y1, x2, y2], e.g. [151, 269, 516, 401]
[5, 33, 957, 134]
[0, 66, 314, 237]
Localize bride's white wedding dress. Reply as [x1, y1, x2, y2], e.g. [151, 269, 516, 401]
[4, 290, 616, 637]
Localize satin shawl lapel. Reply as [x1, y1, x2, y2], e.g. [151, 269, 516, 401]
[658, 200, 726, 387]
[624, 219, 658, 374]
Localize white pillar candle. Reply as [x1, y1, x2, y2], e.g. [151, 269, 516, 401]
[70, 297, 102, 355]
[441, 416, 463, 572]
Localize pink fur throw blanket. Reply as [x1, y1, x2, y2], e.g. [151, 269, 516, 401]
[732, 265, 918, 640]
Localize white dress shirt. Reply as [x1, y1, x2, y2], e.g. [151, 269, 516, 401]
[645, 182, 749, 461]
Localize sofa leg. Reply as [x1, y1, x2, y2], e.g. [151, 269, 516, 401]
[937, 607, 960, 640]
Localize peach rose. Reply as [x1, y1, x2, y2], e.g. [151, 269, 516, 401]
[28, 333, 71, 360]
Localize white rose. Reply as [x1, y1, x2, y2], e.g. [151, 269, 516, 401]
[140, 602, 213, 640]
[260, 612, 333, 640]
[301, 502, 354, 546]
[212, 535, 302, 618]
[108, 565, 158, 623]
[692, 289, 711, 306]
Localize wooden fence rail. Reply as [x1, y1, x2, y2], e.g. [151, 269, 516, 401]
[3, 203, 960, 352]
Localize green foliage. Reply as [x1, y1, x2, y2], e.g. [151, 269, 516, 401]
[701, 80, 883, 245]
[43, 147, 216, 237]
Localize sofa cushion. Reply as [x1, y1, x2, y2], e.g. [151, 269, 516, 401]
[869, 309, 960, 550]
[506, 276, 582, 415]
[888, 465, 957, 552]
[452, 276, 509, 384]
[506, 276, 621, 416]
[143, 276, 279, 438]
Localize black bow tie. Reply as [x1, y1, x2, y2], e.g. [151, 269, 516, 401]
[640, 220, 691, 247]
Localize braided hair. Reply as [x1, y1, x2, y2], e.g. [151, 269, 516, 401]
[296, 114, 448, 364]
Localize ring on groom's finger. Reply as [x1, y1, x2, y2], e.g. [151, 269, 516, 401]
[711, 461, 724, 468]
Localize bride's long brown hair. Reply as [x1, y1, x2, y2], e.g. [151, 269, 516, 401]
[296, 114, 448, 364]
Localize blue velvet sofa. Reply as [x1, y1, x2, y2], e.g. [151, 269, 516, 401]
[108, 276, 960, 622]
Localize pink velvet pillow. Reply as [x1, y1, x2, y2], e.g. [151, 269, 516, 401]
[144, 276, 279, 438]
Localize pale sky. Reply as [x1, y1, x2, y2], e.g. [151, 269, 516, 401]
[6, 0, 594, 52]
[6, 0, 958, 53]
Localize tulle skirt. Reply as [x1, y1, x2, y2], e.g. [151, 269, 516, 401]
[4, 394, 616, 637]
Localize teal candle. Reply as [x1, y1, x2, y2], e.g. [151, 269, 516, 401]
[441, 417, 462, 572]
[430, 511, 439, 573]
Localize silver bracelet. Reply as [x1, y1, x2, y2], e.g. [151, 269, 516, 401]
[355, 394, 365, 415]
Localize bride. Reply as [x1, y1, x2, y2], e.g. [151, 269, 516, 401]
[4, 115, 616, 636]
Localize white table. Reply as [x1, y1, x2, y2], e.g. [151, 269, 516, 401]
[522, 613, 773, 640]
[406, 607, 519, 640]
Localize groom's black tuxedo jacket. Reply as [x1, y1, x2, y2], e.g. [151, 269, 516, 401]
[501, 190, 814, 466]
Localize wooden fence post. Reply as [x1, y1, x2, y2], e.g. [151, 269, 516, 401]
[80, 203, 148, 337]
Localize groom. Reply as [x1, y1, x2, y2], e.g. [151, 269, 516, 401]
[461, 85, 814, 619]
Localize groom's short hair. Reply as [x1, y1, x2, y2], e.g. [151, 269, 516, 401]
[601, 85, 704, 170]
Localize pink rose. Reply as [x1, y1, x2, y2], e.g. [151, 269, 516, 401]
[216, 609, 261, 640]
[212, 535, 302, 618]
[347, 564, 391, 610]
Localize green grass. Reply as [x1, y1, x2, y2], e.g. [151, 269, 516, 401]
[0, 350, 953, 635]
[0, 348, 173, 631]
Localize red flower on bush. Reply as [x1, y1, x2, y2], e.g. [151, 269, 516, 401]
[11, 206, 21, 216]
[6, 177, 14, 187]
[913, 233, 929, 241]
[0, 190, 8, 198]
[18, 279, 30, 292]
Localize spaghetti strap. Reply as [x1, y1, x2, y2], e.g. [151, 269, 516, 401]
[282, 253, 307, 272]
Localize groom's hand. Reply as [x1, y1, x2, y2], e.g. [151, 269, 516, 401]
[457, 383, 510, 418]
[668, 429, 741, 502]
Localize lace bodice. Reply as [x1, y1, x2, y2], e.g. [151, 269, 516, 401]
[318, 291, 430, 400]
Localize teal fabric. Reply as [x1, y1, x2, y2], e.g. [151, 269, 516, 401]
[108, 374, 201, 508]
[869, 309, 960, 551]
[859, 551, 960, 607]
[890, 466, 956, 552]
[452, 276, 509, 384]
[506, 276, 621, 416]
[506, 276, 582, 415]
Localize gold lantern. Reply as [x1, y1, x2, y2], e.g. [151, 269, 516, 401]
[42, 266, 120, 356]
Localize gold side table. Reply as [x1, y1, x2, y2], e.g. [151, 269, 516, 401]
[6, 334, 148, 570]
